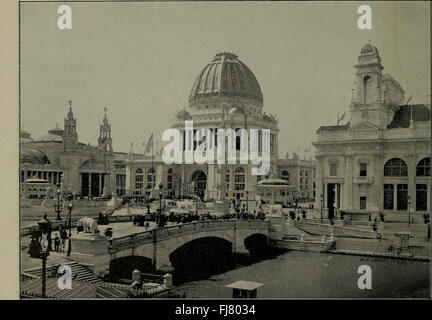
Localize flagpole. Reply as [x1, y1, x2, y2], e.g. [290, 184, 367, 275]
[151, 133, 154, 170]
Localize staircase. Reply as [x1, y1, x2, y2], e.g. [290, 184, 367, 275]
[23, 261, 103, 284]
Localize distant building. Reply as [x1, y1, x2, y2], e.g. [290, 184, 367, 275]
[20, 103, 128, 198]
[21, 53, 316, 204]
[313, 43, 431, 221]
[276, 152, 316, 201]
[125, 52, 315, 202]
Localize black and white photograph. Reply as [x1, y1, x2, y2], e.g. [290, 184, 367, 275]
[17, 1, 430, 300]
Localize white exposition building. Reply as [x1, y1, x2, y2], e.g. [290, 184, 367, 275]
[313, 43, 431, 221]
[125, 52, 315, 203]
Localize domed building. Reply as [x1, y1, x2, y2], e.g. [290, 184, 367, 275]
[20, 104, 129, 199]
[313, 43, 431, 222]
[125, 52, 313, 204]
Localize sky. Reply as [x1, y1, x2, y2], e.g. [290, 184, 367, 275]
[20, 1, 430, 154]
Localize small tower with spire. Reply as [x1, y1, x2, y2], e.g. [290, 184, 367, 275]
[63, 100, 78, 151]
[98, 107, 113, 152]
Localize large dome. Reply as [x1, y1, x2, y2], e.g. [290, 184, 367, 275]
[189, 52, 263, 104]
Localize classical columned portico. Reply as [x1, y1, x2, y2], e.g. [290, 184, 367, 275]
[21, 169, 63, 185]
[80, 172, 105, 197]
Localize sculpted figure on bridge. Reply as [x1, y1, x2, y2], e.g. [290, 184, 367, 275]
[76, 217, 99, 234]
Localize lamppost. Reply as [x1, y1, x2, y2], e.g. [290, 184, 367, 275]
[67, 200, 73, 256]
[28, 215, 51, 298]
[159, 183, 163, 212]
[407, 195, 411, 224]
[54, 183, 62, 220]
[320, 193, 324, 222]
[145, 191, 151, 214]
[245, 190, 249, 213]
[158, 183, 163, 225]
[235, 185, 240, 219]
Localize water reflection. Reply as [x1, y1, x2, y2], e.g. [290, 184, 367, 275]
[171, 251, 430, 298]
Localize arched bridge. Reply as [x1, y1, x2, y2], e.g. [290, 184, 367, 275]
[70, 219, 271, 277]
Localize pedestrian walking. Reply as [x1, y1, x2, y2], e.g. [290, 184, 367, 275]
[60, 228, 68, 253]
[54, 233, 60, 252]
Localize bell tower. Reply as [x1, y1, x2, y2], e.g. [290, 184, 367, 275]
[353, 42, 384, 105]
[63, 100, 78, 151]
[98, 107, 113, 152]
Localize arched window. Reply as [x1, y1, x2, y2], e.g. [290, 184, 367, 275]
[416, 158, 430, 176]
[135, 168, 143, 189]
[234, 167, 245, 190]
[281, 170, 290, 183]
[363, 75, 372, 103]
[167, 168, 173, 190]
[147, 168, 155, 189]
[384, 158, 408, 176]
[225, 168, 230, 190]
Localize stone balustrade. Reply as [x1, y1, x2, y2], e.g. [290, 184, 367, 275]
[108, 219, 269, 252]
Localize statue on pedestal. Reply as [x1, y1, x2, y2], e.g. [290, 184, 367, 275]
[76, 217, 99, 234]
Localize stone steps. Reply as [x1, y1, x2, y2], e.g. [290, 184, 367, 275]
[23, 261, 103, 284]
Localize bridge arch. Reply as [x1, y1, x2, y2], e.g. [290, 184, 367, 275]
[108, 255, 152, 280]
[168, 236, 234, 284]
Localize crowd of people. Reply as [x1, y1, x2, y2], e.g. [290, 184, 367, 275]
[132, 208, 266, 228]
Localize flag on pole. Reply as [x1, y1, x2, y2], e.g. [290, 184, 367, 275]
[337, 112, 346, 125]
[145, 133, 154, 154]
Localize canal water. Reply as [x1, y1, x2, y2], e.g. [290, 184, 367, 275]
[171, 251, 430, 298]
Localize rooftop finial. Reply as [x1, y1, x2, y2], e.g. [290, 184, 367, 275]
[104, 107, 107, 117]
[68, 99, 72, 110]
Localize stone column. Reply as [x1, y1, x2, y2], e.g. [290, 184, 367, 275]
[99, 174, 102, 196]
[393, 183, 398, 211]
[376, 152, 384, 211]
[427, 184, 431, 213]
[323, 184, 327, 208]
[207, 164, 217, 200]
[125, 163, 132, 196]
[78, 173, 82, 195]
[181, 166, 185, 197]
[89, 173, 92, 197]
[346, 155, 354, 210]
[407, 153, 416, 213]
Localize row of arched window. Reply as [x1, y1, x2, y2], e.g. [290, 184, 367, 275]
[384, 157, 430, 177]
[134, 167, 247, 191]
